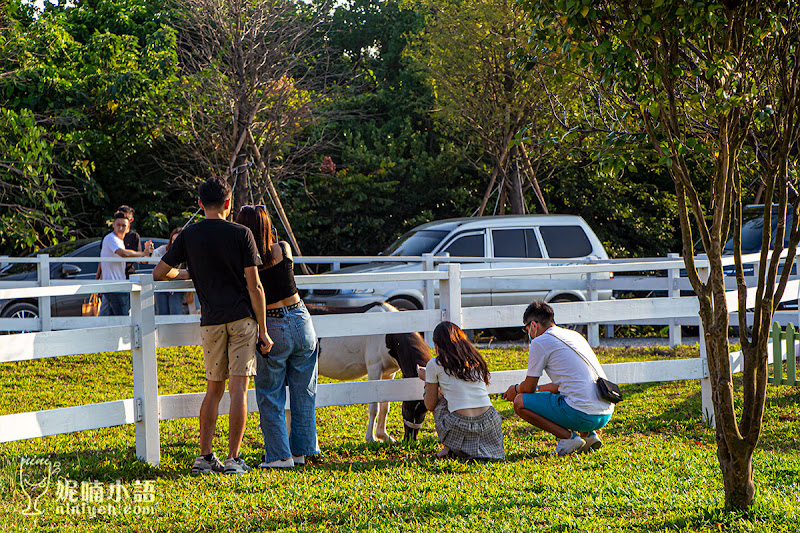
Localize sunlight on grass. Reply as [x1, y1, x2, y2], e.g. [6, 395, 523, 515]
[1, 344, 799, 531]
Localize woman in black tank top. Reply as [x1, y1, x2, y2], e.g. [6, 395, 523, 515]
[237, 206, 319, 468]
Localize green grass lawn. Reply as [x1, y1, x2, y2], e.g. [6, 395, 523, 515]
[1, 343, 799, 532]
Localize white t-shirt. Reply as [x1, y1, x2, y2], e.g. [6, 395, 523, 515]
[425, 357, 491, 412]
[527, 325, 614, 416]
[100, 232, 127, 281]
[152, 244, 168, 258]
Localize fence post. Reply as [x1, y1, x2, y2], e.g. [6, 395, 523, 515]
[37, 254, 51, 332]
[697, 263, 714, 427]
[667, 253, 682, 347]
[422, 253, 435, 346]
[439, 263, 462, 328]
[130, 274, 161, 465]
[586, 259, 599, 347]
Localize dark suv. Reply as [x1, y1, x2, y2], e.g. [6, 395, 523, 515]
[0, 237, 166, 319]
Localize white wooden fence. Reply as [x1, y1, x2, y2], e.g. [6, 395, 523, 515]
[0, 256, 797, 465]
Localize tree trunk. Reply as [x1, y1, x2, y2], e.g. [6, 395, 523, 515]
[519, 143, 549, 214]
[717, 431, 755, 509]
[506, 147, 525, 214]
[231, 99, 251, 214]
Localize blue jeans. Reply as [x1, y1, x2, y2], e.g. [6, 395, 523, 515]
[156, 292, 184, 315]
[99, 293, 130, 316]
[255, 302, 319, 462]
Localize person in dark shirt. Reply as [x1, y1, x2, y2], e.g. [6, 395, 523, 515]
[236, 205, 319, 468]
[153, 177, 272, 475]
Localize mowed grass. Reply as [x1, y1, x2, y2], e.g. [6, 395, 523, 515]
[1, 343, 799, 532]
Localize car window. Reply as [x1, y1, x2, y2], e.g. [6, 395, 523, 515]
[72, 243, 101, 276]
[540, 226, 593, 258]
[723, 209, 793, 254]
[1, 240, 97, 276]
[492, 229, 542, 258]
[382, 230, 450, 256]
[442, 233, 484, 257]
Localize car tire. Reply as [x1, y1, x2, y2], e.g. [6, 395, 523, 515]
[491, 327, 526, 341]
[549, 296, 587, 335]
[2, 301, 39, 319]
[387, 297, 421, 311]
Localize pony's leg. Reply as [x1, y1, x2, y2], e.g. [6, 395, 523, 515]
[365, 364, 392, 442]
[374, 370, 398, 442]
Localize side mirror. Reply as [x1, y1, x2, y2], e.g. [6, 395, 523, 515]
[61, 264, 82, 277]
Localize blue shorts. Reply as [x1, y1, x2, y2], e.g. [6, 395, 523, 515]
[521, 392, 611, 433]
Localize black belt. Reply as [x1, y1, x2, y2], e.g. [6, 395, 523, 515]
[265, 301, 303, 318]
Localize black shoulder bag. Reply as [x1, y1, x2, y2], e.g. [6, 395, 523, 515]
[546, 332, 623, 404]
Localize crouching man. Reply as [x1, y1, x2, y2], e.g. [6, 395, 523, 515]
[504, 300, 614, 455]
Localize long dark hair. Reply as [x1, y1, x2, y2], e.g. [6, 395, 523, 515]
[432, 321, 490, 384]
[236, 205, 276, 269]
[165, 227, 181, 252]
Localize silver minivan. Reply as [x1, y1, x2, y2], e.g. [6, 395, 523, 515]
[304, 215, 612, 310]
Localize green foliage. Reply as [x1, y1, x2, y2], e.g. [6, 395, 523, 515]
[286, 0, 482, 256]
[0, 108, 67, 252]
[0, 0, 192, 255]
[545, 163, 680, 257]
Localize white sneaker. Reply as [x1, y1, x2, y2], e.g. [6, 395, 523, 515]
[579, 432, 602, 453]
[555, 434, 585, 456]
[291, 455, 305, 465]
[258, 457, 294, 468]
[223, 457, 252, 475]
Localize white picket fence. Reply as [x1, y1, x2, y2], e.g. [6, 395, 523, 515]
[0, 256, 797, 465]
[4, 251, 800, 345]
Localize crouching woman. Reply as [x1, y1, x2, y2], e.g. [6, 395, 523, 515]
[418, 321, 505, 460]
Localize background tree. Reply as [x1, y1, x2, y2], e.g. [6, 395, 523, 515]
[526, 0, 800, 510]
[0, 0, 185, 255]
[172, 0, 336, 256]
[405, 0, 575, 215]
[282, 0, 484, 256]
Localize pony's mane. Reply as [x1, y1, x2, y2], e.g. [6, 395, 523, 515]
[386, 331, 431, 378]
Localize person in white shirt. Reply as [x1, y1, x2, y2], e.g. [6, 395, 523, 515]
[504, 300, 614, 456]
[99, 211, 153, 316]
[418, 321, 504, 460]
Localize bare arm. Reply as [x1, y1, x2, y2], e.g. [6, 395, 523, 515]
[114, 240, 153, 258]
[424, 382, 439, 412]
[245, 266, 272, 353]
[153, 260, 189, 281]
[504, 376, 540, 402]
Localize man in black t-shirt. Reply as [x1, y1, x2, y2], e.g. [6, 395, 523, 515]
[153, 177, 272, 475]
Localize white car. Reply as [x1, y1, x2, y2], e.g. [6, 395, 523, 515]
[304, 215, 612, 311]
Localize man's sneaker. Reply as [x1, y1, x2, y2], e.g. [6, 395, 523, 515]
[191, 453, 224, 475]
[258, 457, 294, 469]
[223, 457, 252, 475]
[555, 434, 585, 456]
[291, 455, 305, 466]
[579, 432, 602, 453]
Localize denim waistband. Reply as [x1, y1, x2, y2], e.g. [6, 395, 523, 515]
[265, 301, 304, 318]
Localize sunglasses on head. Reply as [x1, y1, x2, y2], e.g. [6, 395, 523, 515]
[239, 204, 267, 212]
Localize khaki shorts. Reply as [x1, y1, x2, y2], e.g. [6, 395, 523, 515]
[200, 317, 258, 381]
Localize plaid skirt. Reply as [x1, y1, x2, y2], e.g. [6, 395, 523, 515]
[434, 397, 505, 460]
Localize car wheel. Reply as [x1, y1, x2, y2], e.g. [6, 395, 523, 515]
[387, 297, 421, 311]
[1, 302, 39, 334]
[549, 296, 587, 335]
[3, 301, 39, 319]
